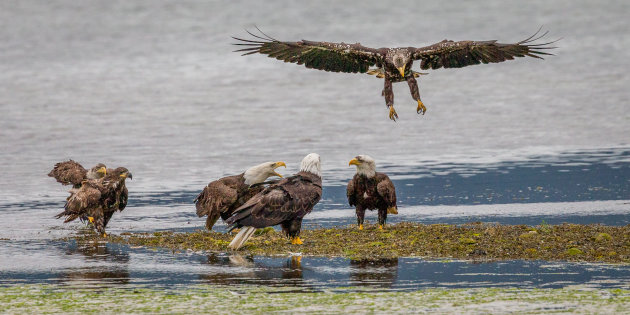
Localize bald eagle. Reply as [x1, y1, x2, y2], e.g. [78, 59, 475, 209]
[48, 160, 107, 188]
[56, 167, 132, 236]
[347, 155, 397, 230]
[194, 161, 286, 230]
[233, 28, 556, 121]
[226, 153, 322, 250]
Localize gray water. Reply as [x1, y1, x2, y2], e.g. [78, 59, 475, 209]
[1, 0, 629, 290]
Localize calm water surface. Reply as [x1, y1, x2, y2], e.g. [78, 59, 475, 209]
[0, 0, 629, 290]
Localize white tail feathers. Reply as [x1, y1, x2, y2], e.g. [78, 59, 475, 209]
[228, 226, 257, 250]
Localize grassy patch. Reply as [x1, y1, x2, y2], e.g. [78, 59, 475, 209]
[74, 222, 630, 262]
[1, 285, 630, 313]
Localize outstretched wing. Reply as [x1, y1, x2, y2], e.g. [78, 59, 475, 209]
[233, 28, 382, 74]
[48, 160, 87, 186]
[412, 29, 557, 70]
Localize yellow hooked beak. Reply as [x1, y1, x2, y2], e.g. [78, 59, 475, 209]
[96, 167, 107, 175]
[273, 161, 286, 177]
[349, 158, 361, 166]
[120, 172, 133, 180]
[397, 65, 406, 77]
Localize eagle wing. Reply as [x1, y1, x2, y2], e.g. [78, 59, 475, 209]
[58, 181, 102, 223]
[118, 186, 128, 211]
[233, 29, 382, 74]
[48, 160, 87, 186]
[346, 176, 357, 207]
[376, 173, 397, 208]
[227, 175, 321, 228]
[194, 177, 240, 217]
[412, 30, 556, 70]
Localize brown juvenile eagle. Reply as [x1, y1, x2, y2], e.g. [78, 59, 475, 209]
[56, 167, 132, 236]
[233, 28, 556, 121]
[347, 155, 397, 230]
[226, 153, 322, 250]
[48, 160, 107, 188]
[194, 161, 286, 230]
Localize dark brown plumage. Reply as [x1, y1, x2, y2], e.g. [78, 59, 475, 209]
[226, 154, 322, 249]
[233, 28, 557, 121]
[347, 155, 397, 230]
[56, 167, 132, 236]
[48, 160, 107, 188]
[194, 161, 286, 231]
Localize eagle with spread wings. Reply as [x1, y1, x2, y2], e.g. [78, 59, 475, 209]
[234, 28, 556, 121]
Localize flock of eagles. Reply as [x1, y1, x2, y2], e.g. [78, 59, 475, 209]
[49, 28, 555, 249]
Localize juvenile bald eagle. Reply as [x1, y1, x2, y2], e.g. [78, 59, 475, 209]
[56, 167, 132, 236]
[194, 161, 286, 230]
[226, 153, 322, 250]
[347, 155, 397, 230]
[233, 28, 556, 121]
[48, 160, 107, 188]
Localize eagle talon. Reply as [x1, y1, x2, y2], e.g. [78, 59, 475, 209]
[417, 100, 426, 115]
[388, 106, 398, 121]
[359, 224, 364, 230]
[378, 225, 384, 230]
[291, 237, 303, 245]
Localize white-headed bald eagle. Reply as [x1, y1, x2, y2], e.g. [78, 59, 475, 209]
[194, 161, 286, 230]
[226, 153, 322, 250]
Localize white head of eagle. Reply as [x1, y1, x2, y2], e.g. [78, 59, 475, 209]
[300, 153, 321, 177]
[349, 154, 376, 178]
[243, 161, 287, 185]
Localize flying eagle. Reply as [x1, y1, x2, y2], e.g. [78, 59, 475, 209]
[56, 167, 132, 236]
[233, 28, 556, 121]
[194, 161, 286, 230]
[347, 155, 397, 230]
[226, 153, 322, 250]
[48, 160, 107, 188]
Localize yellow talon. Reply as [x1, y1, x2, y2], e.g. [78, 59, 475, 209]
[417, 100, 426, 115]
[102, 233, 107, 237]
[388, 106, 398, 121]
[378, 225, 384, 230]
[291, 237, 303, 245]
[359, 224, 364, 230]
[88, 217, 94, 224]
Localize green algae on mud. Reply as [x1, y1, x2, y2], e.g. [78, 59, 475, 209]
[75, 222, 630, 262]
[2, 284, 630, 313]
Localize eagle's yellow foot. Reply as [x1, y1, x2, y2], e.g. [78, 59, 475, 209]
[88, 217, 94, 224]
[359, 224, 364, 230]
[291, 237, 303, 245]
[388, 106, 398, 121]
[417, 100, 426, 115]
[378, 225, 384, 230]
[102, 233, 107, 237]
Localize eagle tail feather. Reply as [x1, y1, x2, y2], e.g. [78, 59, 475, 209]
[228, 226, 257, 250]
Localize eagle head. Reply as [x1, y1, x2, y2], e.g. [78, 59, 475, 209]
[349, 155, 376, 178]
[112, 167, 132, 180]
[86, 163, 108, 179]
[300, 153, 321, 177]
[387, 49, 411, 77]
[243, 161, 287, 185]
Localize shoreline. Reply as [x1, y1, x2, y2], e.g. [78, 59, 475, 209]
[72, 222, 630, 263]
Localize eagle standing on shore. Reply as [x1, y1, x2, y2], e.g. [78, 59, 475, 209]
[233, 28, 556, 121]
[48, 160, 108, 188]
[226, 153, 322, 250]
[347, 155, 397, 230]
[55, 167, 132, 236]
[194, 161, 286, 230]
